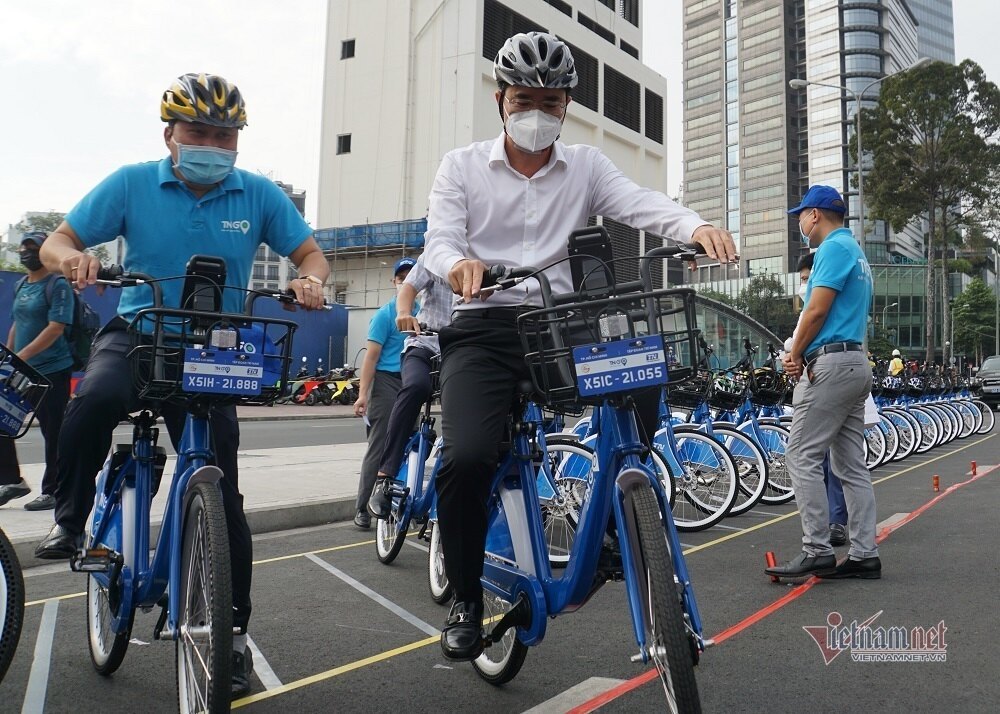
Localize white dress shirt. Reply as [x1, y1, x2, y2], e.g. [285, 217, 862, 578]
[422, 133, 710, 309]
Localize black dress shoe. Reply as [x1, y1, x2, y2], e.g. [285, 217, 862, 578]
[34, 524, 82, 560]
[353, 510, 371, 529]
[24, 494, 56, 511]
[367, 478, 391, 519]
[764, 552, 836, 578]
[0, 480, 31, 507]
[816, 556, 881, 580]
[232, 647, 254, 698]
[440, 600, 484, 661]
[829, 523, 848, 547]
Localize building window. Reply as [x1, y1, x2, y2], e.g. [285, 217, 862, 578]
[604, 65, 640, 132]
[341, 39, 355, 59]
[482, 0, 544, 62]
[564, 41, 598, 112]
[541, 0, 571, 16]
[620, 39, 639, 59]
[597, 0, 615, 10]
[620, 0, 639, 27]
[578, 13, 615, 44]
[267, 265, 279, 281]
[336, 134, 351, 155]
[252, 265, 266, 280]
[645, 88, 663, 144]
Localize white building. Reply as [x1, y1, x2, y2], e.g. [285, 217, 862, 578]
[317, 0, 672, 316]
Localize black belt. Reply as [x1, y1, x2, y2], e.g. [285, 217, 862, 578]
[805, 342, 863, 364]
[452, 306, 539, 321]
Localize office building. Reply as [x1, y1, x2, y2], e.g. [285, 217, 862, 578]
[317, 0, 673, 309]
[250, 181, 306, 292]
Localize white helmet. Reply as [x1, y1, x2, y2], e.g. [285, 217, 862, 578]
[892, 349, 901, 357]
[493, 32, 578, 89]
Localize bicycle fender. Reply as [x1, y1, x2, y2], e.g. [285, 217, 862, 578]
[182, 465, 224, 510]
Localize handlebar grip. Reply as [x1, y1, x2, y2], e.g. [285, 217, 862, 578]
[480, 264, 508, 289]
[96, 265, 124, 281]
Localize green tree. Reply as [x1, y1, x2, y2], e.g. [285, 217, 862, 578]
[734, 274, 796, 338]
[859, 59, 1000, 365]
[0, 243, 26, 273]
[952, 277, 997, 364]
[14, 211, 65, 235]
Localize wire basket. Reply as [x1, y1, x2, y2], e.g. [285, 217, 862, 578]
[749, 368, 788, 407]
[708, 370, 749, 411]
[127, 307, 297, 407]
[0, 343, 51, 439]
[904, 377, 925, 399]
[665, 369, 713, 409]
[517, 288, 699, 408]
[879, 376, 904, 400]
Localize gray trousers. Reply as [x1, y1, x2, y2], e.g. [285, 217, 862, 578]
[355, 370, 403, 512]
[787, 350, 879, 560]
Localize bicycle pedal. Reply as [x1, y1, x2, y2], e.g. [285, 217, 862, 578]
[70, 547, 121, 573]
[385, 483, 411, 499]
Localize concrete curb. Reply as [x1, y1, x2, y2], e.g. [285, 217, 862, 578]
[10, 496, 358, 571]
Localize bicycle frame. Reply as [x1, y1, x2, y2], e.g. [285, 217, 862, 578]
[88, 408, 220, 638]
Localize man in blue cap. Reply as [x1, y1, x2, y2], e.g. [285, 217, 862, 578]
[352, 256, 417, 528]
[766, 185, 881, 580]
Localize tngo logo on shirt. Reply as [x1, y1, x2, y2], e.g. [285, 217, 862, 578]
[221, 219, 251, 234]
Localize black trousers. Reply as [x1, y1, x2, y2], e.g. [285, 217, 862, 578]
[435, 315, 661, 604]
[377, 347, 435, 479]
[35, 368, 72, 496]
[53, 326, 253, 631]
[0, 438, 18, 485]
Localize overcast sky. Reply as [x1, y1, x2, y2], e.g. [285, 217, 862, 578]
[1, 1, 997, 236]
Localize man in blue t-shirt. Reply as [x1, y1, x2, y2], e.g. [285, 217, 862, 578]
[352, 257, 417, 529]
[0, 232, 74, 511]
[768, 185, 880, 581]
[34, 73, 330, 697]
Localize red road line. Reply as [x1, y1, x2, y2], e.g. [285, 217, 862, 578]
[568, 464, 998, 713]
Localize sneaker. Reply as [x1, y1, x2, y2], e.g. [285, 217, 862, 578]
[353, 510, 371, 529]
[232, 647, 254, 698]
[829, 523, 848, 547]
[0, 479, 31, 507]
[24, 494, 56, 511]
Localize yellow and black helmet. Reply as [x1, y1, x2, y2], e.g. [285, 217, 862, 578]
[160, 73, 247, 128]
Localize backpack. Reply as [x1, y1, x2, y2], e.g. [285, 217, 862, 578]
[15, 275, 102, 370]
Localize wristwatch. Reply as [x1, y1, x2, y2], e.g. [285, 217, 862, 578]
[298, 274, 324, 286]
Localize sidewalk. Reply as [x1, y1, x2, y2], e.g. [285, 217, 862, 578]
[2, 404, 377, 568]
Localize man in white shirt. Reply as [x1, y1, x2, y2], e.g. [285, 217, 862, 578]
[422, 31, 737, 661]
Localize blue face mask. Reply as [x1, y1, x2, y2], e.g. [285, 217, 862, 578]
[173, 142, 238, 185]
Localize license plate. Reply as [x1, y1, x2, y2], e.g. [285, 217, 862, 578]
[0, 388, 30, 436]
[183, 348, 263, 395]
[573, 335, 668, 397]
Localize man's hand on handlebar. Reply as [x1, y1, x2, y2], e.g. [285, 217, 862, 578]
[287, 278, 326, 311]
[690, 225, 738, 266]
[396, 314, 421, 334]
[448, 258, 490, 303]
[62, 251, 104, 291]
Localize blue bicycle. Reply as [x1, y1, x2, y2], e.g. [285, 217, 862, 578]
[468, 239, 706, 711]
[70, 261, 297, 713]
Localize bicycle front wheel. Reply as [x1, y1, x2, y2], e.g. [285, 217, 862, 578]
[375, 489, 409, 565]
[427, 520, 452, 605]
[627, 483, 701, 713]
[665, 426, 738, 532]
[0, 527, 24, 683]
[176, 482, 233, 714]
[710, 424, 769, 516]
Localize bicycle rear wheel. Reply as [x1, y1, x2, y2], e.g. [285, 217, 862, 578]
[87, 570, 134, 676]
[472, 588, 529, 685]
[0, 527, 24, 683]
[664, 426, 738, 532]
[375, 486, 409, 565]
[971, 399, 995, 433]
[710, 424, 768, 516]
[176, 482, 233, 714]
[427, 521, 452, 605]
[626, 482, 701, 713]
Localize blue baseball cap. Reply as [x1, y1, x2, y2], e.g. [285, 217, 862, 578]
[20, 231, 47, 247]
[787, 185, 847, 215]
[393, 256, 416, 276]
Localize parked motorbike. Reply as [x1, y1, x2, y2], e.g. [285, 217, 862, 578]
[330, 364, 359, 405]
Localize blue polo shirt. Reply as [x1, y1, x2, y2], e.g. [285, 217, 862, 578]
[64, 158, 312, 320]
[368, 297, 417, 373]
[804, 227, 873, 355]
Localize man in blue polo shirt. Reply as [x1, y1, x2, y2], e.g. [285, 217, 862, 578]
[35, 73, 330, 697]
[352, 257, 417, 528]
[767, 185, 880, 580]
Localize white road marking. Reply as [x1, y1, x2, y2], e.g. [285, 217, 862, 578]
[405, 539, 429, 553]
[246, 635, 284, 690]
[520, 677, 626, 713]
[305, 553, 439, 636]
[21, 600, 58, 714]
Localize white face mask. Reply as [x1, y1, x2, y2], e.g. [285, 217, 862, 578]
[504, 109, 563, 153]
[798, 283, 808, 299]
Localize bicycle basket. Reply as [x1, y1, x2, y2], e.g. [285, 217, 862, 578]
[517, 288, 699, 408]
[905, 377, 925, 399]
[708, 370, 748, 411]
[749, 367, 788, 407]
[665, 369, 713, 409]
[879, 375, 903, 400]
[127, 307, 297, 406]
[0, 343, 51, 439]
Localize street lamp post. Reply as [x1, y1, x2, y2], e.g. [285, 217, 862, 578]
[882, 301, 898, 338]
[789, 57, 931, 244]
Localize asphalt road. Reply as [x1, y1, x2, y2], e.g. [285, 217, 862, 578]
[2, 430, 998, 713]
